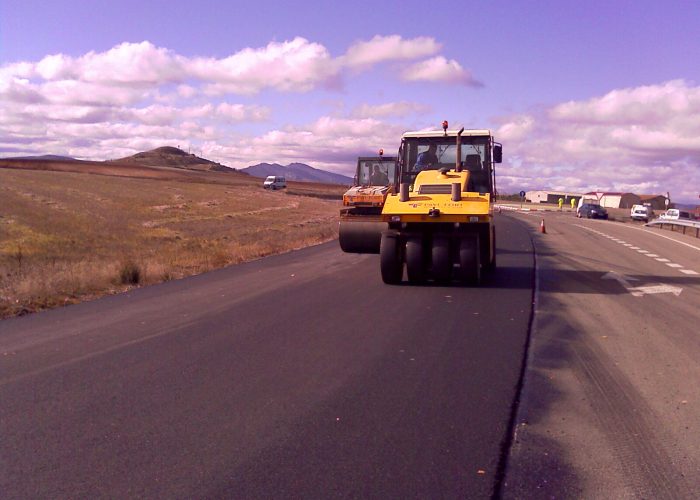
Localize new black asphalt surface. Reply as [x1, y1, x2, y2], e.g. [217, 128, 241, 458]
[0, 215, 535, 498]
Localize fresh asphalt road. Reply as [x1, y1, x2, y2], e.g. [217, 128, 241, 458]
[0, 215, 535, 499]
[502, 210, 700, 499]
[4, 211, 698, 499]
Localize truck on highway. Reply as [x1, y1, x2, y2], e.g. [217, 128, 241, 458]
[338, 153, 398, 254]
[378, 123, 501, 285]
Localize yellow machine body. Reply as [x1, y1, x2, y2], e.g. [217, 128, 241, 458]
[376, 127, 502, 285]
[381, 170, 491, 223]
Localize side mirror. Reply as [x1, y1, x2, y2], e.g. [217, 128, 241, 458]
[493, 144, 502, 163]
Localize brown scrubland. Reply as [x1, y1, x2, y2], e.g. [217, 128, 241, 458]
[0, 157, 345, 318]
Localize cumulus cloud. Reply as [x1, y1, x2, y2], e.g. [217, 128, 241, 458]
[401, 56, 482, 86]
[495, 80, 700, 202]
[191, 37, 338, 95]
[0, 35, 482, 175]
[196, 116, 407, 174]
[29, 42, 184, 85]
[342, 35, 441, 68]
[351, 101, 431, 118]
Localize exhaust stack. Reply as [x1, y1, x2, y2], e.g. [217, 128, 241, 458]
[455, 127, 465, 172]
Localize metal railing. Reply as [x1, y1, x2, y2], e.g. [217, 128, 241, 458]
[646, 218, 700, 238]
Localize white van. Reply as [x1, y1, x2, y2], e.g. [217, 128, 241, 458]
[263, 176, 286, 190]
[630, 204, 653, 222]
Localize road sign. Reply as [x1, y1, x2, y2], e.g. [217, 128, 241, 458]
[519, 190, 526, 198]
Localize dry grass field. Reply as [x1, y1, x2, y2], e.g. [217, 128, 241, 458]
[0, 159, 345, 318]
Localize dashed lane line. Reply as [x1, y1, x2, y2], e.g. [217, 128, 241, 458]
[616, 224, 700, 252]
[576, 224, 698, 277]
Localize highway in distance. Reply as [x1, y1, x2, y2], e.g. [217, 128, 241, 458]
[1, 215, 534, 498]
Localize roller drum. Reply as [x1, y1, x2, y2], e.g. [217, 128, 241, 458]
[338, 221, 387, 254]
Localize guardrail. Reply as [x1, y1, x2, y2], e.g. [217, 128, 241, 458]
[645, 219, 700, 238]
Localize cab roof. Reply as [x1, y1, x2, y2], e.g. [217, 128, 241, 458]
[402, 129, 492, 139]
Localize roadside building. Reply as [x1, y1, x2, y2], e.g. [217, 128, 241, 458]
[526, 190, 582, 206]
[638, 194, 668, 211]
[585, 192, 640, 209]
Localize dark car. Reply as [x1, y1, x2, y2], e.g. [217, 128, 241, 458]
[577, 203, 609, 219]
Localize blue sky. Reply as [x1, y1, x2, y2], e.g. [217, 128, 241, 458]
[1, 0, 699, 202]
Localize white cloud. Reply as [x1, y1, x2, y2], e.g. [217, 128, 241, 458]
[495, 80, 700, 201]
[550, 80, 700, 125]
[200, 116, 407, 174]
[401, 56, 482, 86]
[28, 42, 184, 85]
[342, 35, 441, 68]
[190, 37, 339, 95]
[351, 101, 431, 118]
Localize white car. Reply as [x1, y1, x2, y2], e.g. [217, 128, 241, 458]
[263, 176, 286, 190]
[659, 209, 692, 221]
[630, 205, 653, 222]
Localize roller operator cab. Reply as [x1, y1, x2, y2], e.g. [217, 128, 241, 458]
[338, 153, 398, 254]
[379, 126, 502, 285]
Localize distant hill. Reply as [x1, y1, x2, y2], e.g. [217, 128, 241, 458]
[113, 146, 235, 173]
[241, 162, 352, 185]
[3, 154, 76, 161]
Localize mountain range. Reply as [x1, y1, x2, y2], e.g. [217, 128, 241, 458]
[4, 147, 353, 185]
[241, 162, 352, 185]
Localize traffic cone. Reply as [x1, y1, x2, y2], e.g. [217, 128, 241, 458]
[540, 218, 547, 234]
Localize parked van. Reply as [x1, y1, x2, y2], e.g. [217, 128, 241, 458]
[263, 176, 286, 190]
[659, 209, 691, 221]
[630, 204, 653, 222]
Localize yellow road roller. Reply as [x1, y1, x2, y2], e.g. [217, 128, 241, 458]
[338, 152, 398, 253]
[379, 124, 502, 284]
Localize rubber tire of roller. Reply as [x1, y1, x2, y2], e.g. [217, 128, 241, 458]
[431, 236, 451, 283]
[406, 236, 427, 284]
[485, 229, 496, 271]
[380, 232, 402, 284]
[458, 236, 481, 285]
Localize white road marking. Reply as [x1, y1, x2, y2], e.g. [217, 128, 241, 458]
[602, 271, 682, 297]
[602, 271, 640, 295]
[575, 224, 696, 277]
[614, 224, 700, 252]
[632, 284, 683, 296]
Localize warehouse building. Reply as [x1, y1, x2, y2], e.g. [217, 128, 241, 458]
[526, 190, 669, 209]
[639, 194, 668, 210]
[525, 190, 582, 205]
[585, 192, 641, 209]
